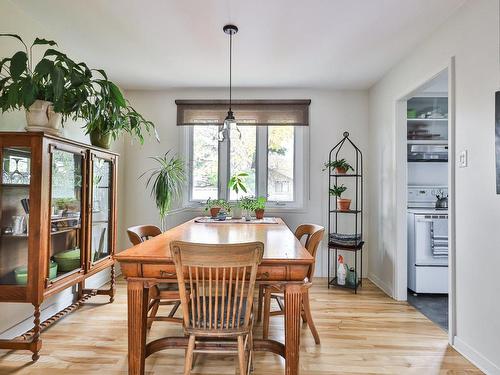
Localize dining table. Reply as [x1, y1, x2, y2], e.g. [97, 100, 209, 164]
[115, 217, 314, 375]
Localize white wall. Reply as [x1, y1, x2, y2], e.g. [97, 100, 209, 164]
[367, 0, 500, 372]
[123, 88, 369, 277]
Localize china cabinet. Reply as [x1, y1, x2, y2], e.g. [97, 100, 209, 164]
[0, 132, 118, 360]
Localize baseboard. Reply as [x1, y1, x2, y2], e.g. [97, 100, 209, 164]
[453, 336, 500, 375]
[368, 272, 393, 298]
[0, 268, 114, 339]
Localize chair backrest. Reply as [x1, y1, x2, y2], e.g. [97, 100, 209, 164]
[127, 225, 162, 245]
[170, 241, 264, 333]
[295, 224, 325, 279]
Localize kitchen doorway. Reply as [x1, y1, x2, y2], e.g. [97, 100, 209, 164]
[393, 60, 456, 341]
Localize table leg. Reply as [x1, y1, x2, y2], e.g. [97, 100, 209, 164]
[284, 283, 303, 375]
[127, 279, 150, 375]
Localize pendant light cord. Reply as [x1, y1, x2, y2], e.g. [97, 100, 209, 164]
[229, 31, 232, 111]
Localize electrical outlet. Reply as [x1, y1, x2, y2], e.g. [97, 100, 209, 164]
[458, 149, 468, 168]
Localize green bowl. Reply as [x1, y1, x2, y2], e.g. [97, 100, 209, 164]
[53, 248, 81, 272]
[15, 261, 58, 285]
[14, 266, 28, 285]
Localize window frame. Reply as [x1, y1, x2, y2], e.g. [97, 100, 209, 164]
[181, 125, 307, 210]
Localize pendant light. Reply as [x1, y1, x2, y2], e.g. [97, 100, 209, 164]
[219, 24, 239, 142]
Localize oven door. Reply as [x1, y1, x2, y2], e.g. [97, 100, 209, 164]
[414, 214, 448, 266]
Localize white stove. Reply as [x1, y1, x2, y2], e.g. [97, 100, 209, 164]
[407, 186, 448, 294]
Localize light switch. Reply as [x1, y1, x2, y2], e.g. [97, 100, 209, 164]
[458, 149, 468, 168]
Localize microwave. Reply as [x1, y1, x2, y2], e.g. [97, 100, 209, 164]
[407, 144, 448, 162]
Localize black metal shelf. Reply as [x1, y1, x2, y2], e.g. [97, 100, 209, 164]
[329, 174, 361, 177]
[328, 276, 362, 290]
[329, 209, 361, 214]
[327, 131, 364, 294]
[328, 241, 364, 251]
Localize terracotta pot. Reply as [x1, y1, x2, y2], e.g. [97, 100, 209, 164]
[89, 130, 112, 149]
[255, 209, 265, 219]
[210, 207, 221, 218]
[335, 167, 347, 174]
[337, 198, 352, 211]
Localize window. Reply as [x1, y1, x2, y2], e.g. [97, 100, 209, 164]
[191, 126, 218, 200]
[178, 99, 310, 208]
[185, 125, 306, 208]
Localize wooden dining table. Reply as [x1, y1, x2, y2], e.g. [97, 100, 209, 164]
[115, 217, 314, 375]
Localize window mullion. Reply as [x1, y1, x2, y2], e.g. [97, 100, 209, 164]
[256, 127, 268, 198]
[218, 129, 229, 200]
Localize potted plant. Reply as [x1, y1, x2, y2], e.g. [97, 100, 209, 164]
[0, 34, 94, 134]
[141, 150, 186, 231]
[329, 184, 351, 211]
[205, 198, 231, 218]
[253, 196, 267, 219]
[228, 172, 248, 219]
[81, 77, 158, 149]
[323, 158, 353, 174]
[239, 196, 255, 221]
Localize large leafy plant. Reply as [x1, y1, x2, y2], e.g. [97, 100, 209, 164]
[0, 34, 93, 118]
[141, 151, 186, 231]
[0, 34, 157, 144]
[80, 75, 157, 143]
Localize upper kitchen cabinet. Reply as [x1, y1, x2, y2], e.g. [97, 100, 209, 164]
[407, 97, 448, 142]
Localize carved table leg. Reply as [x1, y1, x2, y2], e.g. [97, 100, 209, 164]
[110, 264, 116, 303]
[127, 279, 150, 375]
[284, 284, 303, 375]
[31, 303, 41, 361]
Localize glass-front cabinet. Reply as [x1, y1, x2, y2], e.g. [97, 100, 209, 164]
[0, 132, 118, 361]
[48, 145, 85, 285]
[0, 146, 31, 285]
[89, 152, 115, 268]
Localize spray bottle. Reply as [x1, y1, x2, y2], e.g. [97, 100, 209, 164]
[337, 254, 347, 285]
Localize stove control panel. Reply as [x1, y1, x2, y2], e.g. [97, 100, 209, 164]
[408, 186, 448, 207]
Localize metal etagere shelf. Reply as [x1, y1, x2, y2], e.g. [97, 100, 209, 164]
[327, 131, 364, 293]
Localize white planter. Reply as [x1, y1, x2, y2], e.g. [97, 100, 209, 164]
[232, 206, 242, 219]
[25, 100, 62, 135]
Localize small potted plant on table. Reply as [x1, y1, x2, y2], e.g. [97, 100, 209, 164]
[330, 184, 351, 211]
[228, 172, 248, 219]
[253, 196, 267, 219]
[323, 158, 353, 174]
[205, 198, 230, 218]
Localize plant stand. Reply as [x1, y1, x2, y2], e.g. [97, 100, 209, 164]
[327, 131, 364, 293]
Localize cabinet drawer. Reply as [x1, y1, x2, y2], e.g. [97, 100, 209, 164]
[142, 264, 177, 279]
[257, 266, 286, 281]
[141, 264, 289, 282]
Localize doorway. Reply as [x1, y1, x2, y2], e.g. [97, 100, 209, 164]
[394, 60, 456, 340]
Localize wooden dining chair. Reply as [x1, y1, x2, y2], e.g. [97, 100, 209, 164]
[257, 224, 325, 345]
[127, 225, 182, 329]
[170, 241, 264, 375]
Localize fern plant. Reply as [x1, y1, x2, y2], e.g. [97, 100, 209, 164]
[141, 151, 186, 231]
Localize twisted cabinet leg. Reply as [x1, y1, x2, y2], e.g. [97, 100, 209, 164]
[110, 264, 116, 303]
[31, 304, 41, 361]
[127, 279, 150, 375]
[284, 284, 303, 375]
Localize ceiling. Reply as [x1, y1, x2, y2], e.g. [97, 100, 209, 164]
[3, 0, 465, 90]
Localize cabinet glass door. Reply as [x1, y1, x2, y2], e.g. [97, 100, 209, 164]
[0, 147, 31, 285]
[49, 148, 84, 281]
[90, 156, 113, 265]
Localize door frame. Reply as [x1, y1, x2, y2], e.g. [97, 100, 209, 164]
[393, 57, 456, 343]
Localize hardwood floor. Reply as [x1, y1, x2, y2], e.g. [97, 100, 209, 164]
[0, 278, 481, 374]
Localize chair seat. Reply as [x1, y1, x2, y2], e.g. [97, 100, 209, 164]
[189, 297, 248, 329]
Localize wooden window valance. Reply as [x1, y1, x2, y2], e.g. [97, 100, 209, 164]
[175, 99, 311, 126]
